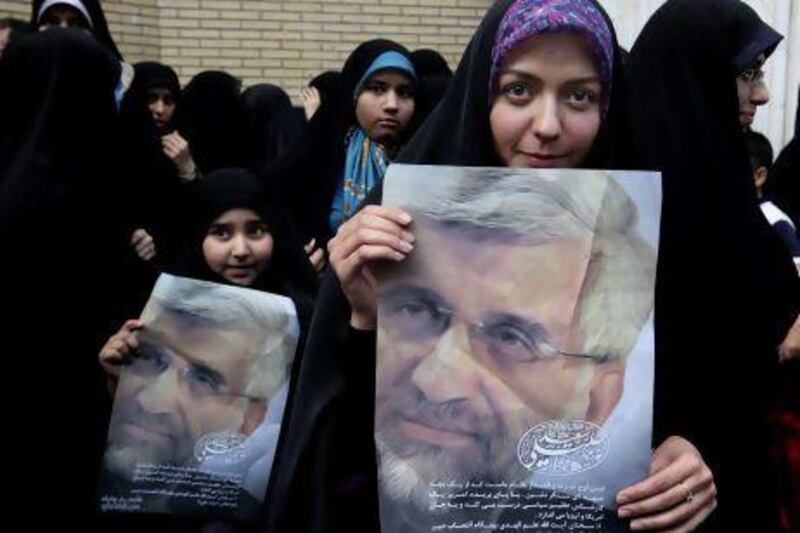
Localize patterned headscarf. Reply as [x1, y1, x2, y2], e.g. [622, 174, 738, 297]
[489, 0, 614, 114]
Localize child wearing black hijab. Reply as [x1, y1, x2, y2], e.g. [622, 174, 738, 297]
[626, 0, 800, 530]
[102, 168, 319, 372]
[98, 168, 318, 532]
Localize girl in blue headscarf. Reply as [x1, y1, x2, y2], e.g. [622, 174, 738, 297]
[269, 39, 418, 249]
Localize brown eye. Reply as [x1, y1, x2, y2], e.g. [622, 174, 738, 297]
[207, 224, 231, 240]
[246, 222, 269, 238]
[566, 88, 599, 110]
[365, 83, 386, 95]
[397, 86, 415, 99]
[502, 82, 530, 104]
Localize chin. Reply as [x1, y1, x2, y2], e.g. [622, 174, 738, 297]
[377, 437, 436, 512]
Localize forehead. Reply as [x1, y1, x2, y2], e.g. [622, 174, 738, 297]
[386, 218, 592, 335]
[44, 5, 84, 20]
[413, 216, 591, 273]
[145, 306, 263, 380]
[147, 87, 175, 98]
[366, 70, 413, 86]
[212, 207, 262, 224]
[500, 32, 600, 79]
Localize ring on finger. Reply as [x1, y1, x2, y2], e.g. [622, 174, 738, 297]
[679, 481, 694, 504]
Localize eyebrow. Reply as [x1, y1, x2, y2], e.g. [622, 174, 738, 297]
[208, 222, 231, 230]
[245, 219, 269, 227]
[380, 283, 449, 309]
[499, 69, 601, 86]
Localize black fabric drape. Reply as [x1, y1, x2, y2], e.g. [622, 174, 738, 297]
[409, 48, 453, 131]
[239, 84, 305, 178]
[0, 28, 134, 525]
[173, 70, 243, 176]
[765, 87, 799, 227]
[626, 1, 800, 530]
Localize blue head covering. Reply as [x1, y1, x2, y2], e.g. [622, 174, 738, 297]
[330, 49, 417, 232]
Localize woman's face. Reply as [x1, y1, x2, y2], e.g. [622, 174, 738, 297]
[202, 208, 274, 287]
[355, 70, 415, 145]
[490, 32, 602, 169]
[737, 54, 769, 129]
[146, 87, 177, 131]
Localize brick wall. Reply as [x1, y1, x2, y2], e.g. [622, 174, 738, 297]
[2, 0, 491, 103]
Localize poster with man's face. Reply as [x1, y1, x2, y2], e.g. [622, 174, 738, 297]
[377, 165, 661, 532]
[98, 274, 299, 522]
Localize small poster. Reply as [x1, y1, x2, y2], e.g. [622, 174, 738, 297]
[99, 274, 299, 522]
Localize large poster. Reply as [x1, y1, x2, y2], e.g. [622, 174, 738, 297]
[98, 274, 299, 521]
[377, 165, 661, 532]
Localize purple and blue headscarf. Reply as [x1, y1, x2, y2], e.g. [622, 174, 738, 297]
[489, 0, 615, 115]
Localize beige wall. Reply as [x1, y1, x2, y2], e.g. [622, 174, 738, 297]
[1, 0, 491, 103]
[5, 0, 796, 146]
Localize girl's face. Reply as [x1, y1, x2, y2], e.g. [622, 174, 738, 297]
[202, 208, 273, 287]
[490, 32, 602, 169]
[355, 70, 415, 145]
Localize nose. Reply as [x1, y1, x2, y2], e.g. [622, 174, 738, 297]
[152, 99, 166, 117]
[410, 323, 479, 404]
[383, 89, 399, 114]
[136, 368, 180, 415]
[230, 234, 251, 260]
[751, 79, 770, 107]
[532, 93, 561, 142]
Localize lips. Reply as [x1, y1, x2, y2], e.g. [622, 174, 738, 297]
[378, 119, 399, 129]
[122, 421, 173, 446]
[226, 264, 255, 272]
[399, 417, 477, 448]
[519, 151, 568, 168]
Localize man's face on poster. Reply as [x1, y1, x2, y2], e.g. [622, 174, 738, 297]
[106, 307, 266, 475]
[375, 217, 625, 504]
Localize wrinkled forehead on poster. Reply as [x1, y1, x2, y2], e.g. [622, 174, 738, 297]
[381, 165, 659, 360]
